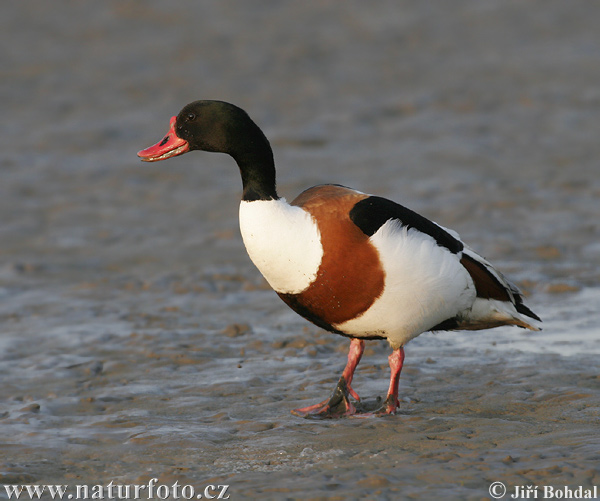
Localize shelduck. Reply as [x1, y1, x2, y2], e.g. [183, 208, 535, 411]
[138, 100, 541, 418]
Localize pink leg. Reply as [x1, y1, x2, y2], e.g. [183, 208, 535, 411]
[341, 337, 364, 401]
[376, 347, 405, 415]
[292, 338, 365, 418]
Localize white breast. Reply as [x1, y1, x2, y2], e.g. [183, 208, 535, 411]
[239, 199, 323, 294]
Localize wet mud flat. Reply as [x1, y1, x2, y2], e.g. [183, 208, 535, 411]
[2, 1, 600, 499]
[1, 273, 600, 499]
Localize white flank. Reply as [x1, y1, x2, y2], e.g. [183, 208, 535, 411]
[335, 219, 476, 349]
[239, 199, 323, 294]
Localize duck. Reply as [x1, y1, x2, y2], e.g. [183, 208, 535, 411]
[138, 100, 541, 418]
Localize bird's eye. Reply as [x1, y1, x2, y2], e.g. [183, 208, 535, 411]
[186, 113, 196, 121]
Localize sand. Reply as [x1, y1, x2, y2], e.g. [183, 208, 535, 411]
[2, 1, 600, 499]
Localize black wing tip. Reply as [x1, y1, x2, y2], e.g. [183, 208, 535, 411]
[515, 302, 542, 323]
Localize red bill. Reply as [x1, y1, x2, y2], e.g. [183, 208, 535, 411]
[137, 116, 190, 162]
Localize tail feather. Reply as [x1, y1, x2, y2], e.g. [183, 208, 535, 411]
[459, 247, 542, 332]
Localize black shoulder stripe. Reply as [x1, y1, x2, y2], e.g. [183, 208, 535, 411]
[349, 196, 464, 254]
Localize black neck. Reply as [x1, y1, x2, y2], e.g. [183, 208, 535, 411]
[229, 122, 278, 202]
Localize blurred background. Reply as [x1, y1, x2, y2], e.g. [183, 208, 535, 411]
[3, 1, 599, 284]
[1, 1, 599, 498]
